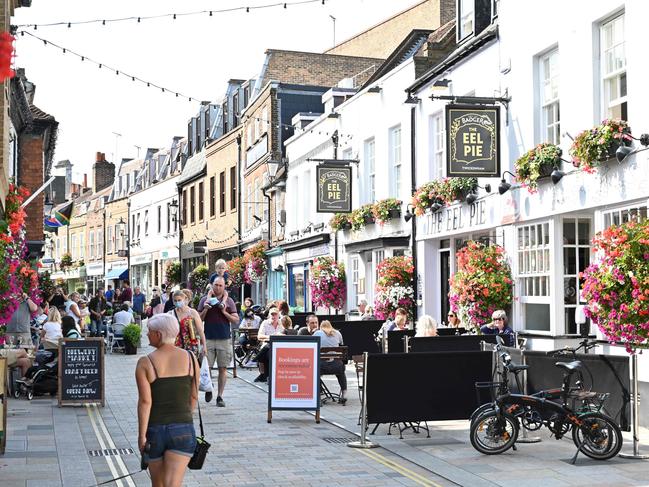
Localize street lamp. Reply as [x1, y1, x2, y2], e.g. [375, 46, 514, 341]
[44, 193, 54, 215]
[169, 198, 179, 224]
[267, 160, 280, 181]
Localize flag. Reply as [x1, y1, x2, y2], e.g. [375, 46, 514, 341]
[45, 201, 73, 228]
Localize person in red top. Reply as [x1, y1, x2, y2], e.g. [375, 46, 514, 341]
[120, 280, 133, 304]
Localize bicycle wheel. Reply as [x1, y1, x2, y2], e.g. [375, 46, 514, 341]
[469, 403, 496, 425]
[572, 412, 622, 460]
[470, 410, 518, 455]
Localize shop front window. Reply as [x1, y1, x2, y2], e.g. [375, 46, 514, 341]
[289, 264, 308, 312]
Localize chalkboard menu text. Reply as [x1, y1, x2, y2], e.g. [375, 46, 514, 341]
[58, 338, 105, 407]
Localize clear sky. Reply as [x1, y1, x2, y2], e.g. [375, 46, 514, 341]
[12, 0, 418, 182]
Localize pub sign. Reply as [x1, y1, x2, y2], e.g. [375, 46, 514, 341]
[316, 164, 352, 213]
[446, 104, 500, 177]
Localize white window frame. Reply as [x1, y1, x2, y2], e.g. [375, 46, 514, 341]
[364, 138, 375, 204]
[97, 229, 103, 257]
[261, 107, 268, 134]
[561, 217, 592, 335]
[107, 226, 113, 254]
[539, 48, 560, 145]
[373, 250, 384, 282]
[458, 0, 474, 40]
[351, 257, 359, 296]
[602, 204, 647, 229]
[600, 13, 627, 120]
[389, 125, 402, 198]
[431, 113, 445, 180]
[89, 231, 95, 258]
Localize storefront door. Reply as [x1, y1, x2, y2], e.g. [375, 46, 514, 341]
[288, 263, 309, 312]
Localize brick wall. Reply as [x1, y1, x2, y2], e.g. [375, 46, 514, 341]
[93, 152, 115, 193]
[18, 133, 44, 242]
[261, 51, 384, 88]
[324, 0, 455, 59]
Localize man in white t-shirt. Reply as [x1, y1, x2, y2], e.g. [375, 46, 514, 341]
[111, 304, 134, 336]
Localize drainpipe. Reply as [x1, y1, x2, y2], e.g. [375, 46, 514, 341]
[410, 106, 418, 321]
[236, 134, 242, 256]
[177, 184, 183, 281]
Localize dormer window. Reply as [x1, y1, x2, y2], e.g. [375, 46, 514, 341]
[457, 0, 494, 42]
[459, 0, 474, 39]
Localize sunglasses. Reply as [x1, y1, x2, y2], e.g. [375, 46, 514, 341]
[448, 314, 456, 318]
[493, 317, 504, 321]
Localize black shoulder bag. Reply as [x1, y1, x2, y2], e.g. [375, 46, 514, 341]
[188, 352, 211, 470]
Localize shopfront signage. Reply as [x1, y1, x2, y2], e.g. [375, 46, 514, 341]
[424, 200, 487, 236]
[86, 262, 104, 276]
[131, 254, 152, 265]
[267, 336, 320, 423]
[316, 164, 352, 213]
[58, 338, 105, 407]
[446, 104, 500, 177]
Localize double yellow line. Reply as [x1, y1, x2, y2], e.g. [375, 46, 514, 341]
[358, 448, 444, 487]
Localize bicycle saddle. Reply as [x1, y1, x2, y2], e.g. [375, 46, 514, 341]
[507, 363, 529, 373]
[554, 360, 582, 372]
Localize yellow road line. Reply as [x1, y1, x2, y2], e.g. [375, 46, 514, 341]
[358, 448, 444, 487]
[85, 404, 125, 487]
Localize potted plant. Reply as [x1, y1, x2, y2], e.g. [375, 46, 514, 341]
[373, 198, 402, 224]
[123, 324, 141, 355]
[60, 252, 73, 270]
[569, 119, 631, 173]
[514, 143, 562, 193]
[449, 241, 513, 329]
[329, 213, 351, 231]
[350, 204, 375, 230]
[412, 178, 477, 215]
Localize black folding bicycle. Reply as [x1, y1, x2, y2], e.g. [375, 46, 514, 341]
[470, 339, 622, 463]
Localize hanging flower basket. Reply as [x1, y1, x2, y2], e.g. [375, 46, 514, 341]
[165, 261, 181, 286]
[569, 119, 631, 173]
[242, 240, 269, 284]
[227, 256, 246, 287]
[373, 198, 402, 224]
[581, 219, 649, 353]
[449, 241, 513, 329]
[373, 256, 415, 320]
[309, 257, 346, 310]
[514, 143, 562, 193]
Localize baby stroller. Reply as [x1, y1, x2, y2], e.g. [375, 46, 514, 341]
[14, 350, 59, 400]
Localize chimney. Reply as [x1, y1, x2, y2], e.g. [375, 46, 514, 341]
[93, 151, 116, 193]
[83, 173, 88, 188]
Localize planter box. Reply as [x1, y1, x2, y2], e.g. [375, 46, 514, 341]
[341, 223, 352, 231]
[364, 216, 375, 225]
[124, 342, 137, 355]
[388, 208, 401, 219]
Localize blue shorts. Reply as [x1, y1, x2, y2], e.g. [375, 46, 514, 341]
[146, 423, 196, 461]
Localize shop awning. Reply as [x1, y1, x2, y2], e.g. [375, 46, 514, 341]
[105, 267, 128, 280]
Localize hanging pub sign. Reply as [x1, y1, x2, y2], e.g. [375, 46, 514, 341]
[316, 164, 352, 213]
[446, 104, 500, 177]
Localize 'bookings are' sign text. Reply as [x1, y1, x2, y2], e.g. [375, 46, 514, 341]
[446, 105, 500, 177]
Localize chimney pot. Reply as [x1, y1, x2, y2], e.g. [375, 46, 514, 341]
[83, 173, 88, 188]
[96, 152, 103, 162]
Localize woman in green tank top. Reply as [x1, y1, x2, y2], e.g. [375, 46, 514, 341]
[136, 314, 200, 487]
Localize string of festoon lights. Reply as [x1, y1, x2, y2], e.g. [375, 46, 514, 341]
[14, 0, 327, 29]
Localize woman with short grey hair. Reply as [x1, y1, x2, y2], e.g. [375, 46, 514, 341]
[480, 309, 514, 347]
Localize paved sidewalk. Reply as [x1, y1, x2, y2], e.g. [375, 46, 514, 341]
[2, 340, 649, 487]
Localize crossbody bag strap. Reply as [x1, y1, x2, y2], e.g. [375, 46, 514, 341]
[187, 350, 205, 437]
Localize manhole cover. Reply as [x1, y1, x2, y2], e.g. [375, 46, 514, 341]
[322, 437, 357, 444]
[89, 448, 134, 457]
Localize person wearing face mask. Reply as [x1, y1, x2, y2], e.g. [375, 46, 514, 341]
[169, 290, 207, 362]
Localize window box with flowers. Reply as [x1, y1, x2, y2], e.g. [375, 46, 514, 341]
[350, 204, 375, 230]
[60, 253, 73, 270]
[569, 119, 631, 173]
[329, 213, 352, 232]
[373, 198, 402, 224]
[411, 177, 477, 215]
[514, 143, 562, 193]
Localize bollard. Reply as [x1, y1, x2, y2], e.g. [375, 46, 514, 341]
[620, 353, 649, 459]
[348, 352, 379, 449]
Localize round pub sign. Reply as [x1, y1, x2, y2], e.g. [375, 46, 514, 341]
[446, 104, 500, 177]
[316, 164, 352, 213]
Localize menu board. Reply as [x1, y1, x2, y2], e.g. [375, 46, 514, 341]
[58, 338, 104, 407]
[268, 336, 320, 422]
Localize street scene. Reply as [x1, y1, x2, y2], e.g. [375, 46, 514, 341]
[2, 0, 649, 486]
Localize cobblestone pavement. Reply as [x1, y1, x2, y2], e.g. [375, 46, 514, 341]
[2, 338, 649, 487]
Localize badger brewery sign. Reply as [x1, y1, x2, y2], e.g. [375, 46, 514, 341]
[316, 164, 352, 213]
[446, 105, 500, 177]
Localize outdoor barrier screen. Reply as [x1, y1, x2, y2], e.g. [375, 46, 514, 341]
[409, 334, 497, 353]
[291, 314, 346, 329]
[524, 351, 630, 430]
[366, 351, 493, 424]
[387, 330, 416, 353]
[337, 320, 383, 358]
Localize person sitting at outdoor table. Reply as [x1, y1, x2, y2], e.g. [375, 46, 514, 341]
[280, 316, 296, 335]
[254, 307, 283, 382]
[480, 309, 515, 347]
[277, 300, 290, 318]
[386, 307, 409, 333]
[241, 297, 253, 313]
[415, 315, 438, 337]
[48, 286, 67, 312]
[298, 313, 319, 335]
[3, 347, 33, 378]
[62, 316, 81, 339]
[447, 310, 462, 329]
[113, 303, 135, 326]
[314, 320, 347, 404]
[40, 308, 63, 349]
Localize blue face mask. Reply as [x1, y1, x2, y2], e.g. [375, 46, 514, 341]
[174, 301, 184, 309]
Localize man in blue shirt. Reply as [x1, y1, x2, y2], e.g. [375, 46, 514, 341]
[104, 285, 114, 305]
[198, 277, 239, 407]
[132, 286, 146, 320]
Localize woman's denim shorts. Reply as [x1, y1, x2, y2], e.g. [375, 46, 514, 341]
[146, 423, 196, 461]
